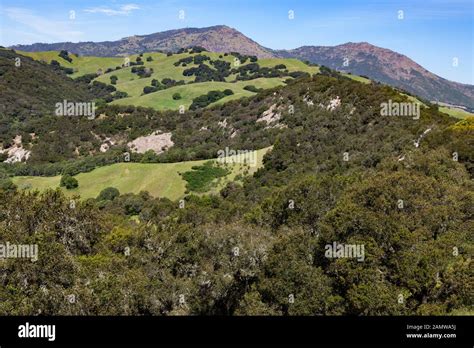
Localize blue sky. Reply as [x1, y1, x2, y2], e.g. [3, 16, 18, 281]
[1, 0, 472, 84]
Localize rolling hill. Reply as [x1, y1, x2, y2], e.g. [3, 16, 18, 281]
[18, 49, 319, 111]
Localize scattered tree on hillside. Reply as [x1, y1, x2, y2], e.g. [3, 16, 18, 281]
[60, 174, 78, 189]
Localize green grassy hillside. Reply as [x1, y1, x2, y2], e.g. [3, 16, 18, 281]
[111, 78, 286, 110]
[17, 50, 124, 78]
[13, 148, 270, 200]
[18, 49, 322, 110]
[440, 106, 474, 119]
[342, 72, 371, 84]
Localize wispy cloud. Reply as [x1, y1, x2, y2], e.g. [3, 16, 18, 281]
[84, 4, 140, 16]
[4, 7, 83, 42]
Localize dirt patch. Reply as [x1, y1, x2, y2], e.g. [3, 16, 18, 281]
[127, 131, 174, 154]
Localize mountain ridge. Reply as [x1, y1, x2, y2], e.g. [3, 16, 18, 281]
[274, 42, 474, 110]
[10, 25, 474, 110]
[11, 25, 275, 59]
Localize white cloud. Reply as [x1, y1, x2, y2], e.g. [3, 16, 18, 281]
[84, 4, 141, 16]
[4, 8, 83, 42]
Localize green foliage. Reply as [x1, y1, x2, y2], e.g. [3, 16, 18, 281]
[172, 92, 182, 100]
[243, 85, 262, 93]
[174, 54, 210, 67]
[189, 46, 207, 54]
[161, 78, 185, 88]
[0, 178, 17, 192]
[143, 86, 158, 94]
[0, 50, 94, 121]
[183, 63, 227, 82]
[60, 174, 78, 189]
[131, 66, 153, 78]
[232, 62, 299, 80]
[58, 50, 72, 63]
[182, 161, 230, 192]
[189, 89, 234, 110]
[230, 52, 257, 64]
[146, 78, 184, 94]
[259, 228, 343, 315]
[97, 187, 120, 201]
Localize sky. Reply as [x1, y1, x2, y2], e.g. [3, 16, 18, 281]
[0, 0, 473, 84]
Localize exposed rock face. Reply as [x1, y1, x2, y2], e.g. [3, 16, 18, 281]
[1, 135, 31, 163]
[257, 103, 288, 130]
[218, 118, 228, 128]
[327, 96, 341, 111]
[127, 131, 174, 154]
[99, 137, 116, 153]
[257, 104, 281, 124]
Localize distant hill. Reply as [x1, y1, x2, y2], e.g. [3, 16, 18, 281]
[275, 42, 474, 111]
[10, 25, 474, 110]
[11, 25, 275, 59]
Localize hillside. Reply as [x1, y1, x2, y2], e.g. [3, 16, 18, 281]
[1, 47, 470, 175]
[0, 48, 94, 119]
[19, 49, 319, 111]
[2, 73, 472, 316]
[12, 25, 473, 110]
[0, 47, 321, 167]
[1, 46, 470, 177]
[275, 42, 474, 110]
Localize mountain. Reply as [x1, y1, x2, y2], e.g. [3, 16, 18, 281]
[11, 25, 275, 59]
[275, 42, 474, 111]
[10, 26, 473, 110]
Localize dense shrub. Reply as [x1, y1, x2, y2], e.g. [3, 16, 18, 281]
[97, 187, 120, 201]
[60, 174, 78, 189]
[182, 161, 230, 192]
[58, 50, 73, 63]
[189, 89, 234, 110]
